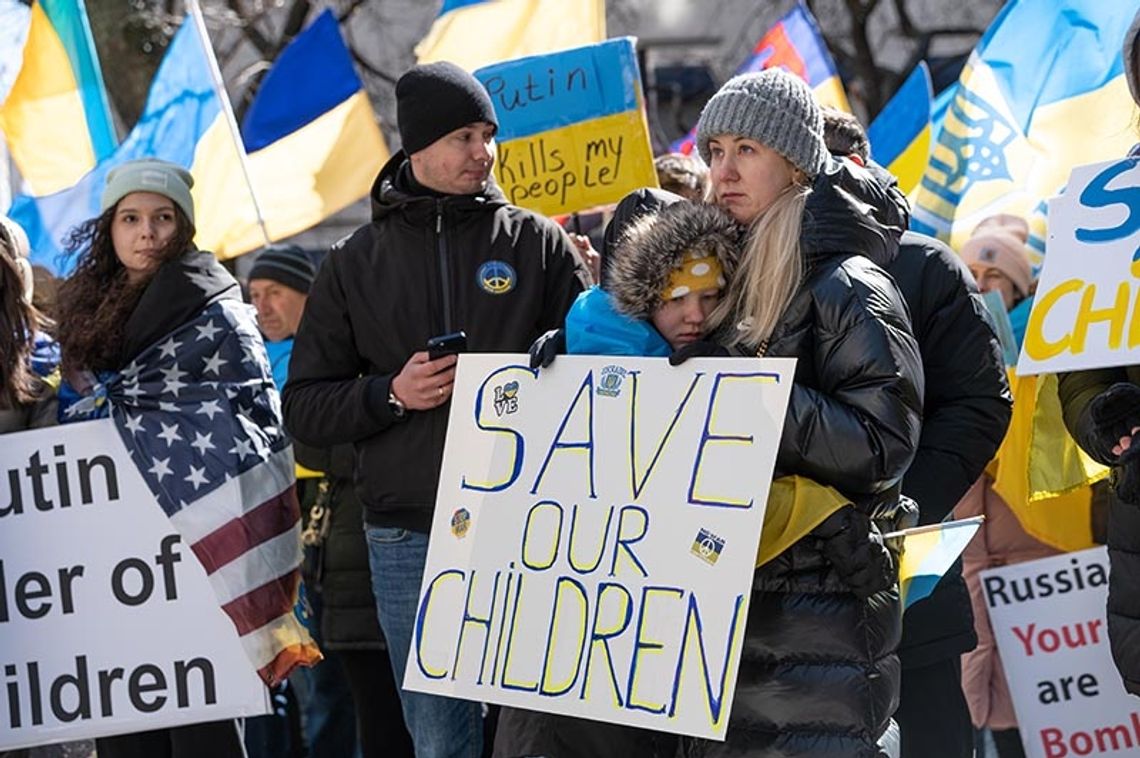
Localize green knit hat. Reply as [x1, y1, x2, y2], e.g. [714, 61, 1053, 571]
[696, 68, 827, 179]
[101, 158, 196, 225]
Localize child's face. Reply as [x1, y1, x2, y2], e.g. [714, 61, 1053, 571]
[651, 288, 721, 349]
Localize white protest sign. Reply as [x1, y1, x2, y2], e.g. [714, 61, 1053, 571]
[982, 547, 1140, 757]
[1018, 156, 1140, 375]
[403, 354, 795, 740]
[0, 419, 269, 750]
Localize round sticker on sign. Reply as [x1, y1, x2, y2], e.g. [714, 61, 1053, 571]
[477, 260, 516, 295]
[451, 508, 472, 539]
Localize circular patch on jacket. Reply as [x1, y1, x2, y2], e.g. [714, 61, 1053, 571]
[477, 260, 516, 295]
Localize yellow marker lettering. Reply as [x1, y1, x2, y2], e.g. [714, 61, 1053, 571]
[538, 577, 590, 696]
[1072, 281, 1130, 353]
[1025, 278, 1084, 360]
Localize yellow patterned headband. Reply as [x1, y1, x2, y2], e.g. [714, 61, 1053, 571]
[663, 251, 725, 300]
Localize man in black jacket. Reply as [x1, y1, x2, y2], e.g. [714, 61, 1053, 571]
[823, 109, 1012, 758]
[283, 61, 588, 758]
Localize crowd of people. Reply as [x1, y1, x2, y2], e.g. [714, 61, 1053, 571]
[3, 10, 1140, 758]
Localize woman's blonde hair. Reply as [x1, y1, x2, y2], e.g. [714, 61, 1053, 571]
[708, 172, 810, 350]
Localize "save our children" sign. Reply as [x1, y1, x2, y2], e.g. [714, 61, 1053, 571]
[983, 547, 1139, 757]
[403, 354, 794, 740]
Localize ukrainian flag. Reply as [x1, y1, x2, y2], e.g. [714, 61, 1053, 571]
[867, 62, 932, 195]
[9, 9, 385, 272]
[0, 0, 116, 195]
[416, 0, 605, 72]
[736, 0, 850, 112]
[910, 0, 1137, 256]
[894, 517, 983, 610]
[672, 1, 849, 154]
[201, 9, 387, 257]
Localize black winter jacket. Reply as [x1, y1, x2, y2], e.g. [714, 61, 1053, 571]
[887, 230, 1011, 667]
[695, 158, 924, 758]
[1058, 366, 1140, 695]
[283, 153, 588, 532]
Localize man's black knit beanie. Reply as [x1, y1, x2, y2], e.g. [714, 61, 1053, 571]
[396, 61, 499, 155]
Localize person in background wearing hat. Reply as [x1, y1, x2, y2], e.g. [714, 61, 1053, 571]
[1056, 6, 1140, 701]
[283, 61, 589, 757]
[52, 157, 266, 758]
[248, 244, 316, 392]
[674, 67, 922, 757]
[823, 109, 1012, 758]
[950, 214, 1056, 757]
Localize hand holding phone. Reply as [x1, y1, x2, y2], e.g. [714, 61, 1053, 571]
[427, 331, 468, 361]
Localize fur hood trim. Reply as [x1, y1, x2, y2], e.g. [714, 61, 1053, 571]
[607, 202, 742, 319]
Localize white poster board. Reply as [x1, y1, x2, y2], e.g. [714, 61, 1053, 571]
[403, 354, 795, 741]
[1018, 156, 1140, 375]
[982, 547, 1140, 757]
[0, 420, 270, 750]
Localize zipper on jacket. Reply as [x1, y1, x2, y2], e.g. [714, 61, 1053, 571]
[436, 203, 453, 333]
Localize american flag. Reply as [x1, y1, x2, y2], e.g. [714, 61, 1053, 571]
[65, 298, 321, 686]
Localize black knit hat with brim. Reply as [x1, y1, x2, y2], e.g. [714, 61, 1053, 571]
[248, 244, 316, 295]
[396, 61, 499, 155]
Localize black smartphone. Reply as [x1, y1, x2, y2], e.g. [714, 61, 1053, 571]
[427, 331, 468, 360]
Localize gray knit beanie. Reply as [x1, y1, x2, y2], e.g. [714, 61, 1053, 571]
[102, 158, 195, 226]
[695, 68, 827, 179]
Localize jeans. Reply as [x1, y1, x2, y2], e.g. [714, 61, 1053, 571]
[365, 526, 483, 758]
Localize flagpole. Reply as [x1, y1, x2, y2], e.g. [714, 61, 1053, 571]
[882, 515, 985, 540]
[185, 0, 272, 247]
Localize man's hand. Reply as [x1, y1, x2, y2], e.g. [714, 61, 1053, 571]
[390, 352, 458, 411]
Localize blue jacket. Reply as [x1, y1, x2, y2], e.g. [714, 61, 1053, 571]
[564, 286, 670, 357]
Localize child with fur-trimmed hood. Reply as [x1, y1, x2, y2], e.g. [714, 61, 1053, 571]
[498, 192, 739, 758]
[564, 192, 742, 356]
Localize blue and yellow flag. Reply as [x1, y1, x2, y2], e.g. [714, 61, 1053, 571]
[9, 9, 385, 272]
[894, 517, 983, 610]
[867, 62, 932, 195]
[910, 0, 1137, 257]
[474, 38, 656, 217]
[417, 0, 605, 72]
[672, 1, 849, 155]
[989, 371, 1104, 553]
[0, 0, 116, 195]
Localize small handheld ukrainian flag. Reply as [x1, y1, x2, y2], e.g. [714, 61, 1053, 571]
[889, 516, 984, 611]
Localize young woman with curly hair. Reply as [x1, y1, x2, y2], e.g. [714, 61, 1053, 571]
[53, 158, 250, 758]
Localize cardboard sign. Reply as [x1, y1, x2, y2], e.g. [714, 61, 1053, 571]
[1018, 156, 1140, 375]
[403, 354, 795, 740]
[982, 547, 1140, 757]
[475, 38, 658, 216]
[0, 420, 269, 750]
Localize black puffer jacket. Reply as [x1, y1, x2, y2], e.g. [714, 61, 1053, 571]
[693, 158, 924, 758]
